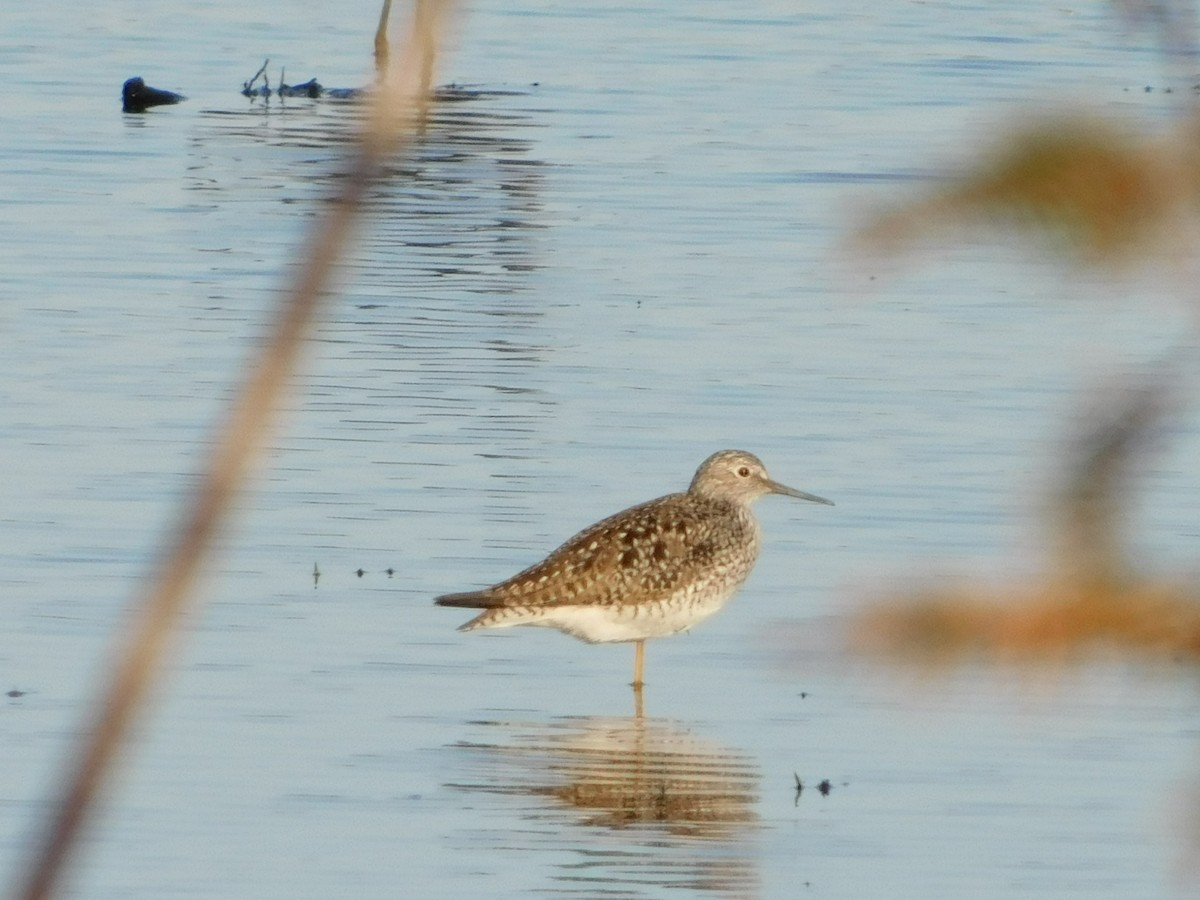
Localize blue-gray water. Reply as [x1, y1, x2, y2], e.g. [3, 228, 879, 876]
[4, 1, 1200, 897]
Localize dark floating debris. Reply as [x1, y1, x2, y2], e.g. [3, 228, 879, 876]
[278, 77, 326, 99]
[242, 59, 362, 102]
[122, 76, 185, 113]
[794, 774, 837, 804]
[312, 563, 397, 583]
[7, 689, 26, 698]
[241, 59, 272, 98]
[240, 59, 524, 105]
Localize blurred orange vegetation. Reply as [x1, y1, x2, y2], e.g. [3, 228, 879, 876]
[846, 375, 1200, 668]
[848, 100, 1200, 666]
[854, 116, 1200, 266]
[851, 579, 1200, 667]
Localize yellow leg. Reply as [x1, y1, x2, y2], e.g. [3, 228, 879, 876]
[632, 639, 645, 688]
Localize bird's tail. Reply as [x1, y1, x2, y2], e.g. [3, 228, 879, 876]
[434, 591, 494, 609]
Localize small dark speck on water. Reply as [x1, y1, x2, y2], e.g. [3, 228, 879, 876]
[7, 689, 26, 698]
[313, 562, 320, 588]
[386, 568, 395, 577]
[796, 775, 836, 803]
[356, 568, 365, 578]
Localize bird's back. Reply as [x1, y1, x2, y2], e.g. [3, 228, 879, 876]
[434, 491, 761, 612]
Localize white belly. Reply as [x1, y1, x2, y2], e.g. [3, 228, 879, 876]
[522, 582, 741, 644]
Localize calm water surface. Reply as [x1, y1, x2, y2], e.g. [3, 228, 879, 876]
[3, 1, 1200, 897]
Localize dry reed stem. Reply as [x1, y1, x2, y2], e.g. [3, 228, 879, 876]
[375, 0, 394, 76]
[12, 4, 452, 899]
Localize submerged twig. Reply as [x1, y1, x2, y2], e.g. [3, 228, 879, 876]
[241, 58, 271, 98]
[13, 4, 453, 899]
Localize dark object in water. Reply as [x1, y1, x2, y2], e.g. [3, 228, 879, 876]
[275, 77, 363, 100]
[278, 77, 324, 99]
[242, 61, 351, 101]
[122, 77, 185, 113]
[241, 59, 273, 99]
[240, 60, 522, 105]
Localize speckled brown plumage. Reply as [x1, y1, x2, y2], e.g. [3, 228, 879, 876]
[435, 449, 833, 685]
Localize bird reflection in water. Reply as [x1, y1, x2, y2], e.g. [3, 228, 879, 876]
[448, 716, 761, 897]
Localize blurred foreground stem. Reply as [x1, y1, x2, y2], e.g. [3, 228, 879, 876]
[12, 3, 452, 898]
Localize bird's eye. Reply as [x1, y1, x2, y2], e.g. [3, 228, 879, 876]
[737, 466, 750, 477]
